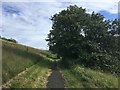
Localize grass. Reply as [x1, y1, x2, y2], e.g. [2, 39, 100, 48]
[2, 39, 52, 85]
[61, 65, 118, 88]
[2, 39, 119, 88]
[4, 58, 52, 88]
[2, 39, 50, 56]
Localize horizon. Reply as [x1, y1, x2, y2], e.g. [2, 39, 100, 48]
[1, 0, 119, 50]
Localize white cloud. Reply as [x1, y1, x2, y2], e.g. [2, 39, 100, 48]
[1, 0, 119, 14]
[1, 2, 64, 49]
[1, 1, 119, 49]
[58, 0, 119, 14]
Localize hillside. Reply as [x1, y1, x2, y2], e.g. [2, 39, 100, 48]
[1, 39, 119, 88]
[1, 39, 52, 88]
[61, 65, 118, 88]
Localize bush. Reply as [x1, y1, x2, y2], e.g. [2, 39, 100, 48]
[78, 52, 120, 75]
[1, 37, 17, 43]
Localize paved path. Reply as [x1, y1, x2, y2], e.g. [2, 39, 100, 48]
[47, 61, 66, 88]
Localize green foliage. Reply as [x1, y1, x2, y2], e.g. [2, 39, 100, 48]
[46, 5, 87, 59]
[0, 36, 18, 43]
[46, 5, 120, 75]
[79, 52, 119, 74]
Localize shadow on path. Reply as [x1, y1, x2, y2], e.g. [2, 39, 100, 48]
[47, 61, 66, 89]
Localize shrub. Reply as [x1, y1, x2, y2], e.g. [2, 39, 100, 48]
[78, 52, 120, 75]
[1, 37, 17, 43]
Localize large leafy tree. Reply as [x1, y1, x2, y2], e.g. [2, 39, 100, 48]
[46, 5, 120, 74]
[46, 5, 108, 62]
[47, 6, 88, 60]
[104, 19, 120, 53]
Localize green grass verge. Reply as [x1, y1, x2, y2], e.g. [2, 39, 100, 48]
[61, 65, 118, 88]
[2, 40, 51, 84]
[5, 58, 51, 88]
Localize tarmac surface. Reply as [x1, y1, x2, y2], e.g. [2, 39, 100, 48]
[47, 61, 66, 89]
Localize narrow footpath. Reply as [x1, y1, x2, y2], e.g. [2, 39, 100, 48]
[47, 61, 66, 88]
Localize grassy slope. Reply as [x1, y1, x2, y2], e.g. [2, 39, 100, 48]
[2, 39, 119, 88]
[61, 65, 118, 88]
[4, 58, 52, 88]
[2, 39, 52, 87]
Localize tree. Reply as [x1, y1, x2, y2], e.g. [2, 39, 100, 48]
[1, 36, 17, 43]
[47, 5, 88, 63]
[47, 5, 108, 64]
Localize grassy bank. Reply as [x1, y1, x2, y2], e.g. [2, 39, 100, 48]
[2, 39, 52, 84]
[3, 57, 52, 88]
[61, 65, 118, 88]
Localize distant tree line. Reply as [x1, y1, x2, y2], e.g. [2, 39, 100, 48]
[0, 36, 18, 43]
[46, 5, 120, 75]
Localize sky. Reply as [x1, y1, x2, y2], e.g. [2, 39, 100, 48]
[0, 0, 119, 50]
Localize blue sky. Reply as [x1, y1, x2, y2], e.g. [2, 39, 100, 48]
[1, 0, 119, 50]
